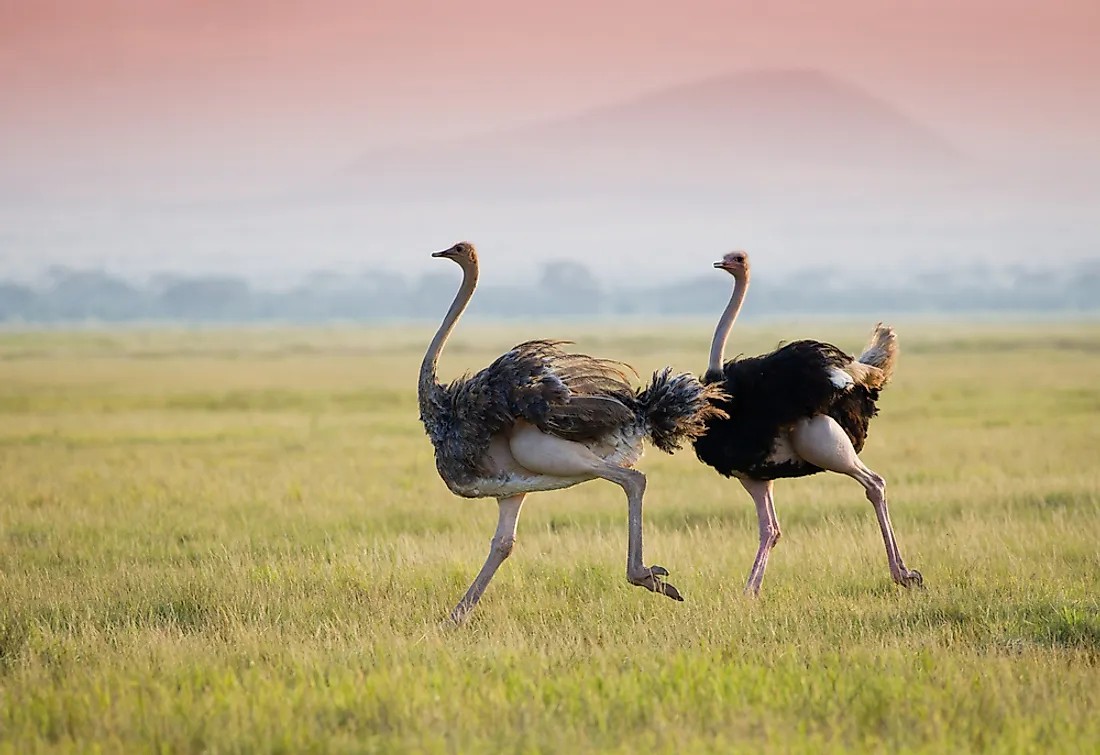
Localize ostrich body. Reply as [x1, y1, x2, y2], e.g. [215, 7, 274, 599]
[693, 251, 921, 595]
[419, 242, 725, 623]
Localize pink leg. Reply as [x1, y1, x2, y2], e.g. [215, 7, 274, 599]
[740, 478, 780, 596]
[791, 415, 922, 588]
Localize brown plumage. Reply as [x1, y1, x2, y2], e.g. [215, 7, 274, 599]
[422, 339, 638, 487]
[417, 242, 724, 624]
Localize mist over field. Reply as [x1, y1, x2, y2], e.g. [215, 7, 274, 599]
[2, 1, 1099, 295]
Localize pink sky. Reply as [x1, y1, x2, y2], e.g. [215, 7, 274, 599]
[2, 0, 1098, 197]
[0, 1, 1097, 282]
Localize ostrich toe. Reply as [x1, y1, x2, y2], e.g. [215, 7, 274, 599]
[629, 565, 684, 601]
[904, 569, 924, 588]
[896, 568, 923, 589]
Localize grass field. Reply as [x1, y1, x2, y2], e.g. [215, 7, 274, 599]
[1, 320, 1098, 753]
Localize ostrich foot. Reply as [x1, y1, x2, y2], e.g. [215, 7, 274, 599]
[894, 567, 924, 589]
[628, 565, 684, 601]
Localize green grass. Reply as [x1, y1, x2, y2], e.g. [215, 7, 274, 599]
[1, 321, 1098, 753]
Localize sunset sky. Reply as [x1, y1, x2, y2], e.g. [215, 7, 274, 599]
[1, 0, 1097, 279]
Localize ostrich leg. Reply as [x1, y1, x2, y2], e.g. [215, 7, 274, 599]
[598, 463, 683, 601]
[791, 415, 922, 588]
[740, 478, 780, 596]
[508, 423, 682, 601]
[449, 494, 526, 624]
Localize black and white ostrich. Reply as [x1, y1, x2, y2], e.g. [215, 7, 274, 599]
[419, 242, 726, 623]
[693, 251, 922, 595]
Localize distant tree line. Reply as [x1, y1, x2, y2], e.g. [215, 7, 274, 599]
[1, 259, 1098, 323]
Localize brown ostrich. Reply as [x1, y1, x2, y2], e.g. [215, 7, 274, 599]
[418, 242, 726, 623]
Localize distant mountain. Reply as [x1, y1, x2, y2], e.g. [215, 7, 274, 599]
[347, 69, 969, 200]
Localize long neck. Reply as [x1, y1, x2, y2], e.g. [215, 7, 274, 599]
[419, 260, 479, 398]
[708, 275, 749, 375]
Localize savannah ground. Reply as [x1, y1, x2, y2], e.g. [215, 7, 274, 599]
[0, 320, 1098, 753]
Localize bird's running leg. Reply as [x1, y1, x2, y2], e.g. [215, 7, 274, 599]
[740, 478, 780, 596]
[449, 494, 525, 625]
[508, 423, 682, 601]
[791, 415, 922, 588]
[596, 462, 682, 601]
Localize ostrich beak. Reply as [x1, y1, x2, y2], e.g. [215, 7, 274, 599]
[431, 248, 453, 258]
[713, 261, 726, 269]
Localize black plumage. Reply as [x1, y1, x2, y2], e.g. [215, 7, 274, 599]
[694, 250, 919, 595]
[694, 339, 881, 480]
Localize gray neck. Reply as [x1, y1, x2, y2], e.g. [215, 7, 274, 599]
[708, 275, 749, 374]
[419, 260, 479, 399]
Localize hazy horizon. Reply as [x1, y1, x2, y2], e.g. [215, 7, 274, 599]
[2, 1, 1098, 286]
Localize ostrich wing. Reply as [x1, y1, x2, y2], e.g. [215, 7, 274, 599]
[478, 340, 636, 436]
[508, 340, 638, 440]
[719, 339, 855, 425]
[539, 395, 635, 441]
[429, 340, 639, 473]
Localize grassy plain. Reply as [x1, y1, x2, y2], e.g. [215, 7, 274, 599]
[0, 320, 1098, 753]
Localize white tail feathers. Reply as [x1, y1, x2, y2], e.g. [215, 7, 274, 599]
[827, 366, 855, 389]
[854, 322, 898, 389]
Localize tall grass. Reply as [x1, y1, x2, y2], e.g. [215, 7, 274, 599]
[1, 322, 1098, 752]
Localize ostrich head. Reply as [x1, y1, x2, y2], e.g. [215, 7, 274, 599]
[714, 250, 750, 281]
[432, 241, 478, 267]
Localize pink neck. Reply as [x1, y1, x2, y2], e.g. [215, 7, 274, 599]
[708, 274, 748, 374]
